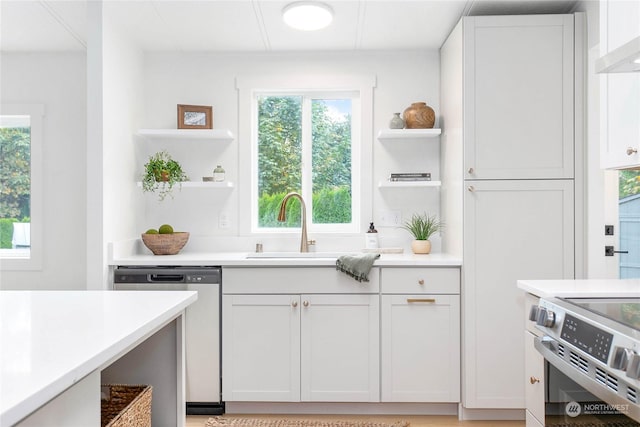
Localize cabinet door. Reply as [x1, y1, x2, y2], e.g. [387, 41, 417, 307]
[381, 294, 460, 402]
[599, 0, 640, 169]
[300, 294, 379, 402]
[463, 180, 574, 408]
[222, 294, 300, 401]
[525, 331, 545, 425]
[463, 15, 574, 179]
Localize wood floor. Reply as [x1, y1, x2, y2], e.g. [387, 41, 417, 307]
[185, 414, 525, 427]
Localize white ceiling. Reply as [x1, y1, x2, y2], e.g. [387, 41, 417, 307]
[0, 0, 579, 53]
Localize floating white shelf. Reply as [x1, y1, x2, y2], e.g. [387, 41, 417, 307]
[378, 180, 441, 188]
[377, 128, 441, 140]
[137, 181, 234, 189]
[137, 128, 235, 142]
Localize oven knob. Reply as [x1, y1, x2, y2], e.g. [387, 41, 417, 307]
[626, 354, 640, 380]
[528, 305, 540, 322]
[536, 307, 556, 328]
[611, 347, 634, 371]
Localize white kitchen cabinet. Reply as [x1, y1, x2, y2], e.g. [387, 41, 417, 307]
[222, 294, 301, 402]
[380, 267, 460, 403]
[381, 294, 460, 402]
[441, 13, 581, 414]
[222, 268, 380, 403]
[463, 15, 574, 180]
[599, 0, 640, 169]
[463, 180, 574, 408]
[525, 331, 545, 426]
[301, 294, 379, 402]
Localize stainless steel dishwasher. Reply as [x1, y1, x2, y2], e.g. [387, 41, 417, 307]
[113, 266, 223, 415]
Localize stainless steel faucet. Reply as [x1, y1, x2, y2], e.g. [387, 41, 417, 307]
[277, 192, 309, 252]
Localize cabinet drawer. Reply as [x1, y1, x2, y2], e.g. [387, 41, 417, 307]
[224, 267, 380, 294]
[381, 268, 459, 294]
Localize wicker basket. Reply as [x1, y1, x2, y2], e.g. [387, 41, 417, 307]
[141, 232, 189, 255]
[101, 384, 152, 427]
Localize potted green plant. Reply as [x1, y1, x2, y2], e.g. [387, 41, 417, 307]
[142, 150, 188, 201]
[401, 213, 443, 254]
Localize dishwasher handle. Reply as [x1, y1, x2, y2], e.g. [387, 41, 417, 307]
[148, 274, 185, 282]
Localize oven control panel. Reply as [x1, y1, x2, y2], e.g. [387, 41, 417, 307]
[560, 313, 613, 364]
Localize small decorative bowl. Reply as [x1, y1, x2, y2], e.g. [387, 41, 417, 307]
[141, 232, 190, 255]
[202, 176, 214, 182]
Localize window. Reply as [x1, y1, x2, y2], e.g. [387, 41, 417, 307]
[237, 74, 374, 237]
[255, 93, 358, 232]
[0, 105, 43, 270]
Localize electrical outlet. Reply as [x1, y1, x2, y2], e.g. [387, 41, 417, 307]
[218, 212, 230, 229]
[605, 225, 614, 236]
[378, 210, 402, 227]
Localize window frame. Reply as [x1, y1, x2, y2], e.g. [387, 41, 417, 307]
[0, 104, 44, 271]
[253, 91, 361, 234]
[237, 74, 375, 237]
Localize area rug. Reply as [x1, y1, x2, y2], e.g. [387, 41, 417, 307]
[205, 416, 409, 427]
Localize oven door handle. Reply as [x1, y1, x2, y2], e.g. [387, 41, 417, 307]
[534, 336, 640, 423]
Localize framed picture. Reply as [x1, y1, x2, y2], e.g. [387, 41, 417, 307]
[177, 104, 213, 129]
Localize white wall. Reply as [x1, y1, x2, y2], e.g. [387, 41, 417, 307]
[138, 50, 441, 252]
[86, 2, 145, 289]
[0, 53, 87, 290]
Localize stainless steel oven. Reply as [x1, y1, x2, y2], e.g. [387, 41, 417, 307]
[530, 297, 640, 426]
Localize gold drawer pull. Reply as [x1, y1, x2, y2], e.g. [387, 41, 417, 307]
[291, 301, 298, 308]
[407, 298, 436, 303]
[303, 300, 309, 307]
[529, 376, 540, 384]
[418, 279, 425, 285]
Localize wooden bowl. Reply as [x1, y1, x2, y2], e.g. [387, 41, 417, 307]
[141, 232, 189, 255]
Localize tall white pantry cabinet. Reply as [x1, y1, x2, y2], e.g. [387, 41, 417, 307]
[440, 14, 584, 413]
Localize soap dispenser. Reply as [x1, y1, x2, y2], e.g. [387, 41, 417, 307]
[365, 222, 379, 249]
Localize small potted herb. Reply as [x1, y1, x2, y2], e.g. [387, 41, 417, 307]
[142, 150, 188, 201]
[401, 213, 443, 254]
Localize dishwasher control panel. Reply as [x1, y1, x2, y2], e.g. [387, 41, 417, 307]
[113, 266, 221, 284]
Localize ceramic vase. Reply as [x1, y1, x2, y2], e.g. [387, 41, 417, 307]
[411, 240, 431, 254]
[403, 102, 435, 129]
[389, 112, 405, 129]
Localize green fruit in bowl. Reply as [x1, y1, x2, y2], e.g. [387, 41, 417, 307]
[158, 224, 174, 234]
[145, 228, 159, 234]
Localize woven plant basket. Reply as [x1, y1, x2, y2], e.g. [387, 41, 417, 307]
[141, 232, 189, 255]
[101, 384, 152, 427]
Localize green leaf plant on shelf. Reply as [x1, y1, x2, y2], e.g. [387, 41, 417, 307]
[401, 212, 444, 254]
[142, 150, 188, 201]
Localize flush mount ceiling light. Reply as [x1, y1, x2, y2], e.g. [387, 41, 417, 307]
[282, 1, 333, 31]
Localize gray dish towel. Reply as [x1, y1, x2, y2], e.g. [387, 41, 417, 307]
[336, 253, 380, 282]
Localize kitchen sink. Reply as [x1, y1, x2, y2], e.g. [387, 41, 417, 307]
[245, 251, 351, 259]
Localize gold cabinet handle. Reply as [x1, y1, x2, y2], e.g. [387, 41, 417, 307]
[303, 300, 309, 307]
[468, 185, 475, 192]
[291, 301, 298, 308]
[468, 167, 474, 174]
[418, 279, 425, 285]
[627, 147, 638, 156]
[529, 376, 540, 384]
[407, 298, 436, 303]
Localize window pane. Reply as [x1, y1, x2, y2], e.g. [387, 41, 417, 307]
[619, 170, 640, 278]
[311, 99, 352, 224]
[0, 115, 31, 257]
[257, 96, 302, 227]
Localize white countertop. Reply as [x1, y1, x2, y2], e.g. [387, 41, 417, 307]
[518, 279, 640, 298]
[110, 251, 462, 267]
[0, 290, 197, 427]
